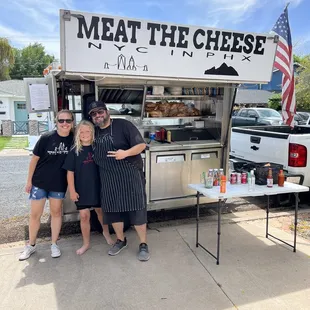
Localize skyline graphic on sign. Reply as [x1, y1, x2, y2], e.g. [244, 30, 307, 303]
[104, 54, 148, 72]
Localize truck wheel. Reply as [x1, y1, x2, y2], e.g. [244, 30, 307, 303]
[90, 210, 131, 234]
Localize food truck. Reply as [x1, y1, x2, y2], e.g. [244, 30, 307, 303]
[24, 9, 278, 222]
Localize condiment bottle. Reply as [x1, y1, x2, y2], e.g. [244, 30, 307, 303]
[267, 168, 273, 188]
[213, 169, 219, 186]
[220, 175, 226, 193]
[160, 128, 166, 141]
[167, 130, 171, 142]
[278, 169, 285, 187]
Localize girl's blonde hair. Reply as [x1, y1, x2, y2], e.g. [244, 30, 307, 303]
[73, 120, 95, 155]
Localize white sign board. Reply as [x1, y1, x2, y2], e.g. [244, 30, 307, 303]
[61, 10, 278, 83]
[28, 84, 51, 111]
[24, 77, 56, 113]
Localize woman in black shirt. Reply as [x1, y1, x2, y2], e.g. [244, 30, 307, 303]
[19, 110, 74, 261]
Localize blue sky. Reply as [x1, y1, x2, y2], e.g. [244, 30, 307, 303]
[0, 0, 309, 59]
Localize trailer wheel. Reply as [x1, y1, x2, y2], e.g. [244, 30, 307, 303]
[90, 210, 131, 234]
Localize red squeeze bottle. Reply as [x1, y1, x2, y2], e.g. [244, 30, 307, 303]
[278, 170, 285, 187]
[160, 128, 166, 141]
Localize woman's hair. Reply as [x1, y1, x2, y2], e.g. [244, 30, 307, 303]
[73, 120, 95, 155]
[55, 109, 74, 122]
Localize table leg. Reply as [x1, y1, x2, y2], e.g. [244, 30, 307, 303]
[266, 195, 270, 238]
[216, 200, 223, 265]
[196, 191, 200, 248]
[265, 193, 298, 252]
[294, 193, 299, 252]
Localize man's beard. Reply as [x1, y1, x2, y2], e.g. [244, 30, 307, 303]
[94, 115, 110, 128]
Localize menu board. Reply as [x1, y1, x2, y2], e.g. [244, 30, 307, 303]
[28, 83, 51, 111]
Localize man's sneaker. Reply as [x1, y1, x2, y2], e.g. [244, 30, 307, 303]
[108, 238, 127, 256]
[138, 243, 150, 261]
[19, 245, 36, 261]
[51, 244, 61, 258]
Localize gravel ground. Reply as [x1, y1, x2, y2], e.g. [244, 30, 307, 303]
[268, 212, 310, 240]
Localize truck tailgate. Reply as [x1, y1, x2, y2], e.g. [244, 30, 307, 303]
[230, 127, 289, 169]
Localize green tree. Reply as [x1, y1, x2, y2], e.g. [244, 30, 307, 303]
[295, 57, 310, 110]
[268, 93, 282, 111]
[0, 38, 15, 81]
[10, 43, 55, 79]
[294, 54, 310, 67]
[272, 55, 310, 111]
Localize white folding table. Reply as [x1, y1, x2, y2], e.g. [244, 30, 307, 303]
[188, 182, 309, 265]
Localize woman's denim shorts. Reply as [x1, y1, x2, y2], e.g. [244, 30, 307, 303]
[29, 186, 66, 200]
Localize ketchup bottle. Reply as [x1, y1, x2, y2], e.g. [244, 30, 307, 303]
[278, 170, 285, 187]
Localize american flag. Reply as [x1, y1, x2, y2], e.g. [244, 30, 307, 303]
[271, 6, 296, 128]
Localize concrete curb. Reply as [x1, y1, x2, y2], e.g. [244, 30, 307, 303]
[0, 149, 31, 156]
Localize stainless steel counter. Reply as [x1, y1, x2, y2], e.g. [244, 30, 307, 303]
[146, 140, 222, 151]
[144, 139, 223, 208]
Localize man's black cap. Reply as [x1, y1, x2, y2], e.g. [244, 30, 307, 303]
[88, 101, 107, 114]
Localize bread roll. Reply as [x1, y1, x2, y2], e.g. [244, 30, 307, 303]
[149, 110, 163, 117]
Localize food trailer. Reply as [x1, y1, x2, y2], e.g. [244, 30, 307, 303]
[24, 9, 278, 222]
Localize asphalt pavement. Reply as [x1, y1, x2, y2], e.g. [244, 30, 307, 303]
[0, 154, 31, 219]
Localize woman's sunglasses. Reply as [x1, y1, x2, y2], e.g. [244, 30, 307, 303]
[58, 119, 73, 124]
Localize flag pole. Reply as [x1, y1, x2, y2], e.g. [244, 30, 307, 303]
[285, 2, 290, 10]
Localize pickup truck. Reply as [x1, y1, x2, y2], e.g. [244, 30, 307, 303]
[232, 108, 283, 127]
[230, 125, 310, 187]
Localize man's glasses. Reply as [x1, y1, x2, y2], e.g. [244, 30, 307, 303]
[58, 119, 73, 124]
[90, 110, 106, 117]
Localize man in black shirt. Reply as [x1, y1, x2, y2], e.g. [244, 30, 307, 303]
[89, 101, 150, 261]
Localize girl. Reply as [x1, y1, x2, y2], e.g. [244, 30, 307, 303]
[63, 120, 113, 255]
[19, 110, 74, 261]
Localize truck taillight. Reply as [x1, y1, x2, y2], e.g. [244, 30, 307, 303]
[289, 143, 307, 167]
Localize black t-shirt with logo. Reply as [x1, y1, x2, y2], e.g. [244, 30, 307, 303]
[32, 130, 74, 192]
[96, 119, 145, 171]
[62, 145, 100, 207]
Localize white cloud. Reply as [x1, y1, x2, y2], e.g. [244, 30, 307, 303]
[0, 0, 78, 59]
[14, 0, 75, 16]
[0, 23, 60, 59]
[186, 0, 266, 26]
[278, 0, 304, 7]
[0, 0, 127, 59]
[294, 35, 310, 56]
